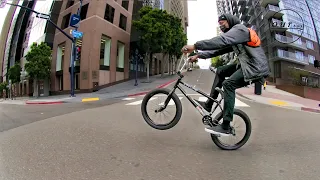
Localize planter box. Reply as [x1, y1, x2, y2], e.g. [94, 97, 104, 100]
[276, 84, 320, 101]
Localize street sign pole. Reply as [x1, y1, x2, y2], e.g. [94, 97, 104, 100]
[70, 0, 83, 97]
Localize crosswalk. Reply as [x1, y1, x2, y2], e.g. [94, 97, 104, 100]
[122, 95, 249, 107]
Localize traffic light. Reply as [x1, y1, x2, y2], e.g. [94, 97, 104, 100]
[75, 46, 81, 61]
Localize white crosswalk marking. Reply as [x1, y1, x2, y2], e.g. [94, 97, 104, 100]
[122, 97, 135, 101]
[198, 97, 208, 102]
[124, 95, 250, 107]
[235, 98, 249, 107]
[125, 97, 157, 105]
[159, 97, 183, 106]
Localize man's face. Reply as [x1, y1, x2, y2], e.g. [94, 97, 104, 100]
[218, 20, 229, 30]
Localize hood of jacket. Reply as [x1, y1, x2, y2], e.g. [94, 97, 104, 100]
[219, 14, 241, 32]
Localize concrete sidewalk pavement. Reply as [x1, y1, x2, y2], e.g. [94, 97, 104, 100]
[236, 84, 320, 114]
[0, 71, 186, 105]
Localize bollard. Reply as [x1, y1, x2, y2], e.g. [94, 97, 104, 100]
[254, 81, 262, 95]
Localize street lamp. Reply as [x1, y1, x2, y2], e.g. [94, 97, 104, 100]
[134, 49, 139, 86]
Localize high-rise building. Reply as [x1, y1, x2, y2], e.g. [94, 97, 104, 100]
[216, 0, 320, 87]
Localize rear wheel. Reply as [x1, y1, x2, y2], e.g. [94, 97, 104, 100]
[141, 88, 182, 130]
[210, 109, 252, 150]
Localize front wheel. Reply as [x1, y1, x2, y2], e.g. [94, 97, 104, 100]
[210, 109, 252, 150]
[141, 88, 182, 130]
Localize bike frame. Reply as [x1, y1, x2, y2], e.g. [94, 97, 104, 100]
[161, 54, 224, 117]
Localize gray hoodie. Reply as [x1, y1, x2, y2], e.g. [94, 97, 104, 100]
[195, 14, 270, 82]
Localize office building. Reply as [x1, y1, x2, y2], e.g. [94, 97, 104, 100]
[216, 0, 320, 88]
[51, 0, 134, 94]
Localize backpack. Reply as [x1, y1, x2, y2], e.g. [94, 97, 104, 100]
[247, 28, 261, 47]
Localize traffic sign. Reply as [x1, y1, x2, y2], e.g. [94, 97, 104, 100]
[72, 30, 83, 39]
[70, 14, 80, 28]
[0, 0, 7, 8]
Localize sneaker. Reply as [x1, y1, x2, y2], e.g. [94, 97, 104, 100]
[205, 125, 232, 136]
[194, 99, 212, 112]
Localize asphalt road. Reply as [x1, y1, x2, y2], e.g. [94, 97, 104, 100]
[0, 69, 320, 180]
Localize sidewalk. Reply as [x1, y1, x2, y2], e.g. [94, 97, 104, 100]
[236, 84, 320, 114]
[0, 71, 185, 105]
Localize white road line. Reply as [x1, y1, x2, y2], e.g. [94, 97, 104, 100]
[198, 97, 208, 102]
[126, 97, 157, 105]
[235, 98, 249, 107]
[122, 97, 135, 101]
[159, 97, 183, 106]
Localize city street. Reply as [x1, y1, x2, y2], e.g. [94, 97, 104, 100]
[0, 69, 320, 180]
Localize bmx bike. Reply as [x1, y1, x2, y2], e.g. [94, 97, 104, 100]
[140, 53, 252, 150]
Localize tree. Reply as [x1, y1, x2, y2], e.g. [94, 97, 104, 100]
[7, 63, 21, 98]
[211, 56, 226, 68]
[167, 16, 187, 74]
[133, 6, 172, 82]
[8, 63, 21, 84]
[25, 42, 51, 97]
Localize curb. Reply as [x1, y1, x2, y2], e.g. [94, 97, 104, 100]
[301, 107, 320, 114]
[26, 101, 64, 105]
[236, 92, 320, 114]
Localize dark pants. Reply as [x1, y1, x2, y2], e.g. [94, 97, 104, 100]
[207, 64, 249, 122]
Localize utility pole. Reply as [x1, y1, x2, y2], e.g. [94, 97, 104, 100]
[70, 0, 84, 97]
[134, 49, 139, 86]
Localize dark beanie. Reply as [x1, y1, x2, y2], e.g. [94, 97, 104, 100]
[218, 14, 227, 21]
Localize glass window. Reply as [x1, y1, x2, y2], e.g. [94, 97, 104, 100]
[119, 14, 127, 31]
[56, 43, 65, 71]
[306, 40, 314, 49]
[308, 54, 315, 64]
[295, 50, 304, 61]
[80, 3, 89, 20]
[66, 0, 74, 9]
[117, 41, 125, 71]
[121, 0, 129, 10]
[104, 4, 115, 23]
[100, 35, 111, 68]
[61, 13, 71, 29]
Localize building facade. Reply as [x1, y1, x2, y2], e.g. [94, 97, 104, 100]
[51, 0, 133, 94]
[216, 0, 320, 88]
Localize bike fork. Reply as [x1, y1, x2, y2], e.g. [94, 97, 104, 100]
[155, 87, 177, 113]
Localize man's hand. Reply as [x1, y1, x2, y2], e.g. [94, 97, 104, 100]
[188, 55, 199, 62]
[181, 45, 195, 54]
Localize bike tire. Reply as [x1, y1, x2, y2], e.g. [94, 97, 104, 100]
[141, 88, 182, 130]
[210, 108, 252, 150]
